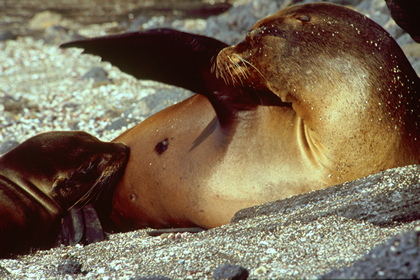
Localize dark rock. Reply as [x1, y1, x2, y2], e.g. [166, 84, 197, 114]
[232, 165, 420, 227]
[320, 228, 420, 279]
[57, 259, 83, 275]
[81, 67, 112, 84]
[1, 95, 26, 114]
[0, 30, 16, 41]
[213, 263, 249, 280]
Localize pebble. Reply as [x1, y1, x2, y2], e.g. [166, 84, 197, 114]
[28, 11, 63, 30]
[213, 263, 249, 280]
[0, 31, 16, 41]
[56, 259, 83, 275]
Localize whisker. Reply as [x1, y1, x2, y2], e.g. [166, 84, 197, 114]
[232, 54, 250, 80]
[221, 63, 230, 84]
[69, 166, 116, 210]
[225, 59, 238, 85]
[215, 56, 229, 84]
[234, 59, 248, 83]
[233, 53, 267, 81]
[227, 55, 244, 85]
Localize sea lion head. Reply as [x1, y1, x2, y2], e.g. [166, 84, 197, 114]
[0, 131, 129, 256]
[216, 2, 419, 176]
[216, 2, 419, 123]
[0, 131, 130, 210]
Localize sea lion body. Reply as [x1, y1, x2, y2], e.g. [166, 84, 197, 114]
[0, 131, 129, 257]
[111, 94, 329, 229]
[63, 3, 419, 230]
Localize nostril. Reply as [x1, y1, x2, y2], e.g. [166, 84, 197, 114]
[234, 41, 249, 54]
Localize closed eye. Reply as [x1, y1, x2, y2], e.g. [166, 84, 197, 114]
[262, 26, 287, 38]
[297, 15, 310, 22]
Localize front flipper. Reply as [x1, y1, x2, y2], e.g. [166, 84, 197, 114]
[60, 29, 228, 95]
[55, 204, 105, 246]
[61, 29, 284, 130]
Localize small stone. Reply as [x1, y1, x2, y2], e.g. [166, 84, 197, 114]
[0, 265, 11, 277]
[57, 259, 83, 275]
[1, 95, 26, 114]
[253, 265, 267, 275]
[81, 67, 112, 86]
[266, 248, 277, 254]
[0, 30, 16, 41]
[28, 11, 63, 30]
[213, 263, 249, 280]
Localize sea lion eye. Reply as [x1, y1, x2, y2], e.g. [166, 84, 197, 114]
[263, 26, 286, 38]
[297, 15, 310, 22]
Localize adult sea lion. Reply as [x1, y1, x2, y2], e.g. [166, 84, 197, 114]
[62, 2, 419, 230]
[0, 131, 129, 257]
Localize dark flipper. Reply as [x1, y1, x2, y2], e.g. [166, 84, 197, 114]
[55, 204, 105, 246]
[82, 204, 106, 244]
[60, 29, 285, 129]
[61, 29, 247, 128]
[60, 29, 228, 95]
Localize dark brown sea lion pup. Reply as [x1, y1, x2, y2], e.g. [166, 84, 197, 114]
[0, 131, 129, 257]
[62, 2, 419, 230]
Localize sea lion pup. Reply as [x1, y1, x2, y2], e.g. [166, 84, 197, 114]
[0, 131, 129, 257]
[61, 2, 419, 230]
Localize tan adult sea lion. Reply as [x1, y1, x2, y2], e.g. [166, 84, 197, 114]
[62, 2, 419, 230]
[0, 131, 129, 257]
